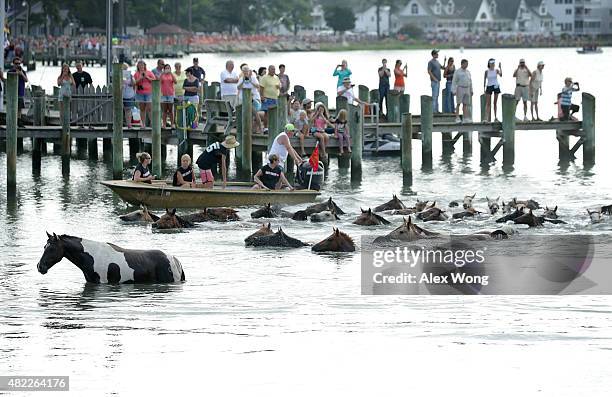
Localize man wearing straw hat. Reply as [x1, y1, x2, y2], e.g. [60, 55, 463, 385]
[196, 135, 240, 189]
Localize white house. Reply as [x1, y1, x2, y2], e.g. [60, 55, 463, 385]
[354, 5, 400, 35]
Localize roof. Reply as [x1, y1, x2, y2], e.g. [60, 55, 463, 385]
[146, 23, 189, 35]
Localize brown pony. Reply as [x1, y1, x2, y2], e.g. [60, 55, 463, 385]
[245, 223, 274, 246]
[312, 228, 356, 252]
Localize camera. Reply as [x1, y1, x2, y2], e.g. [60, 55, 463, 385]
[244, 76, 250, 81]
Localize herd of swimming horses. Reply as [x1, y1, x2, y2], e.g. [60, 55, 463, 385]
[38, 194, 612, 284]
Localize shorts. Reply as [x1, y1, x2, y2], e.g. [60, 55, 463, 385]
[514, 86, 529, 102]
[253, 99, 262, 112]
[200, 169, 214, 184]
[184, 95, 199, 104]
[174, 96, 184, 103]
[161, 95, 174, 103]
[135, 93, 152, 103]
[456, 87, 471, 105]
[261, 98, 277, 112]
[560, 104, 580, 121]
[123, 98, 135, 108]
[529, 87, 540, 102]
[486, 85, 501, 95]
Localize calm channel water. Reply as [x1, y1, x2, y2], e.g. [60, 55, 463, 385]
[1, 48, 612, 396]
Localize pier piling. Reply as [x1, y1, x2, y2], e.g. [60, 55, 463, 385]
[420, 95, 433, 169]
[501, 94, 516, 168]
[277, 95, 288, 127]
[400, 94, 410, 116]
[401, 113, 413, 187]
[112, 63, 124, 178]
[61, 96, 71, 177]
[582, 93, 595, 166]
[240, 90, 253, 180]
[6, 73, 18, 195]
[479, 94, 491, 165]
[32, 89, 45, 171]
[388, 90, 401, 123]
[350, 104, 362, 181]
[267, 106, 279, 146]
[314, 90, 328, 109]
[151, 80, 162, 177]
[358, 85, 370, 103]
[235, 104, 243, 172]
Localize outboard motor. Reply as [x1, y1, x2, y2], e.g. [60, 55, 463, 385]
[296, 160, 324, 191]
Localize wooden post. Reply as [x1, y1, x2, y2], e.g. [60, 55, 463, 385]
[235, 103, 243, 171]
[112, 63, 124, 179]
[421, 95, 433, 169]
[277, 94, 288, 127]
[32, 89, 45, 171]
[151, 79, 162, 178]
[358, 85, 370, 103]
[6, 72, 18, 195]
[267, 106, 279, 149]
[557, 130, 571, 162]
[240, 89, 253, 180]
[210, 82, 220, 100]
[502, 94, 516, 168]
[387, 89, 401, 123]
[61, 96, 71, 177]
[479, 94, 490, 165]
[582, 92, 595, 166]
[314, 90, 328, 109]
[293, 85, 306, 102]
[76, 137, 88, 158]
[335, 96, 348, 115]
[103, 137, 112, 161]
[401, 113, 413, 187]
[400, 94, 410, 116]
[350, 104, 362, 181]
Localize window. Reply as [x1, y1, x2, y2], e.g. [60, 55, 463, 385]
[411, 3, 418, 14]
[490, 1, 497, 15]
[564, 0, 572, 3]
[446, 0, 455, 14]
[555, 0, 562, 3]
[566, 8, 572, 14]
[540, 6, 546, 16]
[434, 1, 442, 14]
[480, 12, 487, 20]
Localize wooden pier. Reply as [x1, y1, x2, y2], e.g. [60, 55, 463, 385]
[1, 64, 596, 198]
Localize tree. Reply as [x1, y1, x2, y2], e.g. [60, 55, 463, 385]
[398, 23, 424, 40]
[323, 5, 355, 35]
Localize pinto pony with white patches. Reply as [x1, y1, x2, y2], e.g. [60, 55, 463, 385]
[37, 233, 185, 284]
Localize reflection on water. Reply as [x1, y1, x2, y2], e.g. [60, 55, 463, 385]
[1, 48, 612, 395]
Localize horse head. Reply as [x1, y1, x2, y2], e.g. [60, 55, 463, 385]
[587, 209, 602, 224]
[153, 208, 182, 229]
[37, 232, 65, 274]
[312, 228, 355, 252]
[487, 196, 500, 215]
[414, 199, 429, 212]
[463, 194, 476, 209]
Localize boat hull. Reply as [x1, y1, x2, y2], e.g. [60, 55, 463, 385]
[101, 180, 321, 208]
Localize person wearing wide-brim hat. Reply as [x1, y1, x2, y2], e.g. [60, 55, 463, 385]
[337, 77, 366, 105]
[195, 135, 240, 189]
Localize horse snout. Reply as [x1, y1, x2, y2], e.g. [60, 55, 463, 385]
[37, 262, 47, 274]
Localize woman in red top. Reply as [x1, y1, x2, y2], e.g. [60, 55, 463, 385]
[133, 60, 156, 127]
[393, 60, 407, 92]
[160, 64, 177, 128]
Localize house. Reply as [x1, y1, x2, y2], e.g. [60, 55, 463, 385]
[397, 0, 555, 34]
[548, 0, 612, 35]
[354, 5, 400, 35]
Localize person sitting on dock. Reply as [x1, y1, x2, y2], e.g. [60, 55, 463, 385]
[337, 77, 366, 106]
[268, 123, 303, 171]
[451, 59, 473, 123]
[309, 103, 333, 158]
[302, 98, 313, 118]
[513, 59, 531, 122]
[560, 78, 580, 121]
[195, 136, 240, 189]
[173, 154, 196, 188]
[334, 109, 352, 155]
[295, 110, 311, 156]
[252, 154, 293, 191]
[132, 152, 155, 183]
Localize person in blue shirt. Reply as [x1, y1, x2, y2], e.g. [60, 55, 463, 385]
[560, 77, 580, 121]
[333, 60, 351, 87]
[9, 57, 28, 126]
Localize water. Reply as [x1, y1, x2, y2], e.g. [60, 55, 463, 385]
[2, 48, 612, 396]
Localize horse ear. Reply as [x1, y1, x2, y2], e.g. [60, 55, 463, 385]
[53, 233, 59, 240]
[267, 223, 271, 229]
[335, 228, 340, 236]
[486, 196, 489, 201]
[46, 231, 52, 239]
[368, 208, 372, 214]
[165, 208, 170, 214]
[471, 193, 476, 198]
[587, 209, 592, 215]
[554, 205, 558, 212]
[496, 196, 500, 201]
[393, 194, 397, 199]
[171, 208, 176, 216]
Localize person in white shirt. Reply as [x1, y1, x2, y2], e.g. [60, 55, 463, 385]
[220, 60, 239, 107]
[337, 77, 366, 106]
[451, 59, 473, 123]
[237, 65, 264, 133]
[530, 61, 545, 121]
[513, 59, 531, 121]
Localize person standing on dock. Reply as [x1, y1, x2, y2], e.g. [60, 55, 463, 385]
[152, 59, 165, 79]
[513, 59, 531, 122]
[333, 60, 352, 87]
[220, 60, 239, 107]
[378, 59, 391, 118]
[427, 49, 442, 113]
[9, 57, 28, 127]
[278, 64, 291, 98]
[173, 62, 186, 102]
[260, 65, 281, 132]
[484, 59, 502, 122]
[160, 64, 177, 128]
[393, 60, 407, 93]
[238, 66, 264, 134]
[134, 60, 156, 128]
[57, 64, 76, 116]
[73, 62, 93, 90]
[530, 61, 545, 121]
[451, 59, 473, 123]
[443, 57, 455, 113]
[122, 63, 136, 128]
[186, 57, 206, 99]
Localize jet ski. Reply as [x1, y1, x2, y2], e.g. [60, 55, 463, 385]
[363, 133, 401, 154]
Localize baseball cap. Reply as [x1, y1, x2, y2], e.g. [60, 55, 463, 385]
[285, 123, 295, 131]
[537, 61, 545, 66]
[431, 49, 439, 55]
[519, 58, 525, 63]
[302, 98, 312, 106]
[342, 77, 351, 83]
